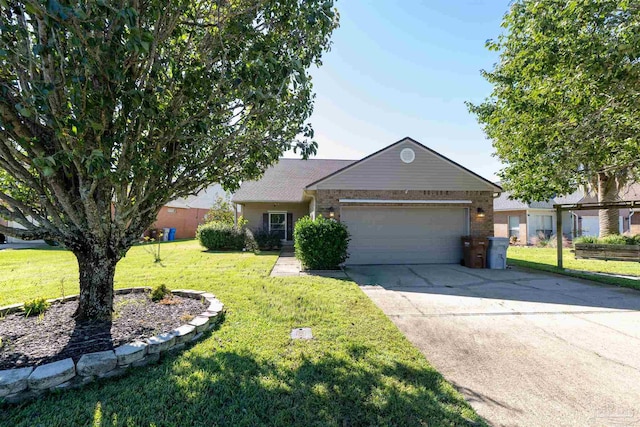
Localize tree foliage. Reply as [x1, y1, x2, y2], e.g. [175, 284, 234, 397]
[0, 0, 338, 319]
[204, 194, 234, 225]
[468, 0, 640, 235]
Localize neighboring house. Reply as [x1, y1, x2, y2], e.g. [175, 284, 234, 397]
[574, 183, 640, 237]
[494, 183, 640, 244]
[152, 184, 228, 239]
[232, 137, 502, 265]
[0, 217, 45, 244]
[1, 185, 227, 244]
[493, 191, 582, 244]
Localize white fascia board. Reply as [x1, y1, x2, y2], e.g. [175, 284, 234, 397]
[339, 199, 473, 204]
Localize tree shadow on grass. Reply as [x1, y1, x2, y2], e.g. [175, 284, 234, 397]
[3, 341, 486, 427]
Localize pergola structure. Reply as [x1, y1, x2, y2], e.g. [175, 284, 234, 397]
[554, 200, 640, 268]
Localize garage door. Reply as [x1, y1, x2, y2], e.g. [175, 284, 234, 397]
[341, 206, 468, 265]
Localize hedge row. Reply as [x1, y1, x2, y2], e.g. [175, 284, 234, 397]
[196, 222, 282, 251]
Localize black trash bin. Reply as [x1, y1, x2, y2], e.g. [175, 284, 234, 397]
[461, 236, 488, 268]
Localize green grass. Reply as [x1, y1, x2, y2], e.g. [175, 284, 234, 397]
[507, 246, 640, 291]
[0, 240, 483, 426]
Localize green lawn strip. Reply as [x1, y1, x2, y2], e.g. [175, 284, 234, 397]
[1, 241, 484, 426]
[507, 247, 640, 291]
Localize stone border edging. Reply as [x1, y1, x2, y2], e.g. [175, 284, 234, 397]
[0, 288, 225, 404]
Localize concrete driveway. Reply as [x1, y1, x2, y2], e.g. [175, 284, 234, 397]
[346, 264, 640, 427]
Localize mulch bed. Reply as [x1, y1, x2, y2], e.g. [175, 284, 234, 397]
[0, 293, 207, 370]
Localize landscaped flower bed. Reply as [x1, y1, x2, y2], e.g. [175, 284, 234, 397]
[0, 288, 225, 404]
[574, 235, 640, 262]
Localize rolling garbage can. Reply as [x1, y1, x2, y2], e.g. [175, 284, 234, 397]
[461, 236, 488, 268]
[148, 228, 159, 241]
[168, 228, 177, 241]
[162, 227, 170, 241]
[487, 237, 509, 269]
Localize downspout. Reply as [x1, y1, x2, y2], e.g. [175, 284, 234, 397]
[526, 210, 530, 245]
[309, 194, 316, 220]
[629, 209, 634, 234]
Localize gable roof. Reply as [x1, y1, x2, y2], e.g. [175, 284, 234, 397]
[166, 184, 227, 209]
[231, 159, 355, 203]
[494, 188, 586, 211]
[305, 137, 503, 192]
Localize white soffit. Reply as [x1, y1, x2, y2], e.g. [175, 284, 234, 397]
[339, 199, 473, 204]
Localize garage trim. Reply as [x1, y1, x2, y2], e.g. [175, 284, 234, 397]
[339, 199, 472, 204]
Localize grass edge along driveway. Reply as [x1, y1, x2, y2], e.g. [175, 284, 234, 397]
[507, 246, 640, 291]
[0, 240, 485, 427]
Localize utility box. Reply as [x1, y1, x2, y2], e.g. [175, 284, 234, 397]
[487, 237, 509, 269]
[461, 236, 488, 269]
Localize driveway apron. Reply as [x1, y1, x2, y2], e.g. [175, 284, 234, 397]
[347, 264, 640, 427]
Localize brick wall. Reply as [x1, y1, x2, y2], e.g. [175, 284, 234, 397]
[314, 189, 495, 237]
[152, 206, 209, 239]
[631, 213, 640, 235]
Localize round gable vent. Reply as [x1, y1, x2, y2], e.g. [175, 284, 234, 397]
[400, 148, 415, 164]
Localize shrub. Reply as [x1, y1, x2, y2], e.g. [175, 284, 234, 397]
[531, 232, 549, 247]
[294, 216, 349, 270]
[250, 228, 283, 251]
[23, 297, 50, 317]
[151, 284, 171, 302]
[197, 221, 245, 250]
[203, 194, 235, 225]
[599, 234, 629, 245]
[574, 235, 599, 244]
[574, 234, 640, 245]
[545, 234, 571, 248]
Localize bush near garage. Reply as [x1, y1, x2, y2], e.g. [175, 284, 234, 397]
[196, 221, 246, 250]
[294, 216, 350, 270]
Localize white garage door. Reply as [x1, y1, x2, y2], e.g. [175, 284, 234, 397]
[341, 206, 468, 265]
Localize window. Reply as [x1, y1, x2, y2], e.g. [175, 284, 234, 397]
[533, 214, 553, 239]
[508, 216, 520, 238]
[269, 212, 286, 240]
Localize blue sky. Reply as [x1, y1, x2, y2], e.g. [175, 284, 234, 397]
[287, 1, 512, 182]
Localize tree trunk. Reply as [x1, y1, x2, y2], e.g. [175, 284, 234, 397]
[73, 245, 117, 321]
[597, 172, 620, 237]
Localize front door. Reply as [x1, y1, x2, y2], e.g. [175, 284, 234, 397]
[269, 212, 286, 240]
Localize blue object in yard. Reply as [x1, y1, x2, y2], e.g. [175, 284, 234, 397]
[168, 228, 177, 241]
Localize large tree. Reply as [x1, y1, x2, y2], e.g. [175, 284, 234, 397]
[469, 0, 640, 236]
[0, 0, 338, 319]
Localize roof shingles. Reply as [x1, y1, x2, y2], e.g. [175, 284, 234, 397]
[231, 159, 355, 203]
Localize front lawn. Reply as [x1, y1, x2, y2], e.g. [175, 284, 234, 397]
[0, 241, 483, 426]
[507, 246, 640, 290]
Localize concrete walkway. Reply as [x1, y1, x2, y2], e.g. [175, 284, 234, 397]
[270, 247, 302, 277]
[270, 247, 349, 278]
[347, 264, 640, 427]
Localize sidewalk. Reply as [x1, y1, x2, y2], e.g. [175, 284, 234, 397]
[270, 246, 302, 277]
[270, 247, 348, 278]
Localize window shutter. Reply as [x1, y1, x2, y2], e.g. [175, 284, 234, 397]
[286, 213, 293, 241]
[262, 213, 269, 231]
